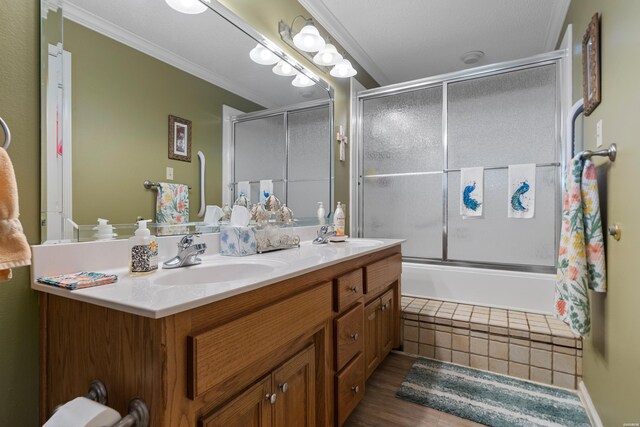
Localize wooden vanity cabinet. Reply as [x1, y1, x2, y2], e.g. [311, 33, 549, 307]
[200, 345, 315, 427]
[38, 245, 401, 427]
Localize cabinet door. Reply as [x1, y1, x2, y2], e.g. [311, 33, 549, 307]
[273, 345, 316, 427]
[200, 376, 273, 427]
[364, 299, 380, 379]
[379, 289, 395, 357]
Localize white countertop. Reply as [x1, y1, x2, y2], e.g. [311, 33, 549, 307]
[31, 238, 403, 318]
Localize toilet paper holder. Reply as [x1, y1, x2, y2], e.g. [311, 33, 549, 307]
[51, 379, 149, 427]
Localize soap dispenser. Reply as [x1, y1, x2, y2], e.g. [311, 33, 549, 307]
[317, 202, 326, 225]
[93, 218, 117, 240]
[129, 220, 158, 275]
[333, 202, 345, 230]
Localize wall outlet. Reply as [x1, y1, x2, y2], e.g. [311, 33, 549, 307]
[166, 167, 174, 180]
[596, 120, 603, 147]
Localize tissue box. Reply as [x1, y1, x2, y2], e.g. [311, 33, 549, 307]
[220, 225, 257, 256]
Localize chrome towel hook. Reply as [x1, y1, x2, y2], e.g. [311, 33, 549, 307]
[0, 116, 11, 150]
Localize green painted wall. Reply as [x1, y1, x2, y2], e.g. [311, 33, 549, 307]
[0, 1, 41, 426]
[64, 20, 263, 225]
[563, 1, 640, 425]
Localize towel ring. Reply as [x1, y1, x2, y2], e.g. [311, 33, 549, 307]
[0, 116, 11, 150]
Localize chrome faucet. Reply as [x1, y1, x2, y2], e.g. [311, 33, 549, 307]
[313, 225, 337, 244]
[162, 234, 207, 269]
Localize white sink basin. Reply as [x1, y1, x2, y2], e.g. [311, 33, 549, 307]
[335, 239, 385, 248]
[155, 259, 286, 286]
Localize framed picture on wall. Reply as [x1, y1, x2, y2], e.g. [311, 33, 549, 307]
[582, 13, 601, 116]
[168, 114, 191, 162]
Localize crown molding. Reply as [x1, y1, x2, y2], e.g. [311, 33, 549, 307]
[63, 2, 274, 108]
[544, 0, 571, 51]
[297, 0, 389, 86]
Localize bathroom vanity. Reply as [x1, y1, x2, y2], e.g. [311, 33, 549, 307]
[33, 238, 402, 426]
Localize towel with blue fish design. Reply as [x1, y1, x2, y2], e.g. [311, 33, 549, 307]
[507, 164, 536, 219]
[460, 167, 484, 218]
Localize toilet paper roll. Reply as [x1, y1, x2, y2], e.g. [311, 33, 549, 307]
[44, 397, 121, 427]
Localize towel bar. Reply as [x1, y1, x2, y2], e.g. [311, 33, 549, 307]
[143, 180, 192, 190]
[580, 143, 617, 162]
[0, 115, 11, 149]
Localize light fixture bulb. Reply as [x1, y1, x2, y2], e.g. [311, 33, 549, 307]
[292, 73, 315, 87]
[272, 60, 297, 76]
[292, 23, 325, 52]
[249, 43, 279, 65]
[165, 0, 208, 14]
[330, 58, 357, 78]
[313, 43, 343, 66]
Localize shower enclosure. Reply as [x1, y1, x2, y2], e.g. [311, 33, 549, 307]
[231, 100, 332, 218]
[354, 51, 569, 273]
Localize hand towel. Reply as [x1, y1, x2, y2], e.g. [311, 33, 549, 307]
[259, 179, 273, 203]
[237, 181, 250, 204]
[507, 164, 536, 219]
[460, 167, 484, 218]
[554, 157, 606, 336]
[0, 148, 31, 281]
[155, 182, 189, 236]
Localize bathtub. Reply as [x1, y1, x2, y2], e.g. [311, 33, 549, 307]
[401, 262, 556, 315]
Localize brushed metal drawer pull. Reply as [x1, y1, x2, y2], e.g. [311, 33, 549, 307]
[351, 385, 360, 394]
[279, 383, 288, 393]
[350, 333, 359, 341]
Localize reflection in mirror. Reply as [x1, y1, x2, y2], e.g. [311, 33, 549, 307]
[40, 0, 333, 244]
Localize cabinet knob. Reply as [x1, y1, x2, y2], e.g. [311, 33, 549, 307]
[380, 303, 386, 312]
[350, 286, 358, 293]
[266, 393, 277, 404]
[351, 385, 360, 394]
[350, 333, 359, 341]
[279, 383, 289, 393]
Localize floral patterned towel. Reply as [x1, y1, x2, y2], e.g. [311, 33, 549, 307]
[155, 182, 189, 236]
[554, 157, 606, 336]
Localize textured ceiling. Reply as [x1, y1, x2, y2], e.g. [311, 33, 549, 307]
[65, 0, 328, 108]
[300, 0, 570, 86]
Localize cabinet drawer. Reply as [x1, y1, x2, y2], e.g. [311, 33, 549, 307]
[334, 269, 363, 312]
[364, 254, 401, 295]
[188, 283, 332, 398]
[335, 303, 364, 371]
[335, 352, 365, 427]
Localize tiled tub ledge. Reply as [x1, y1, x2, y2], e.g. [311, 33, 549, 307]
[401, 297, 582, 389]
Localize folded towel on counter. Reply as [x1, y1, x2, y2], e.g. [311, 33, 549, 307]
[37, 272, 118, 290]
[0, 148, 31, 281]
[554, 156, 606, 336]
[460, 167, 484, 218]
[155, 182, 189, 236]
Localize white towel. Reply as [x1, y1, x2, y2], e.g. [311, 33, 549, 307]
[237, 181, 250, 204]
[259, 179, 273, 203]
[460, 167, 484, 218]
[507, 164, 536, 219]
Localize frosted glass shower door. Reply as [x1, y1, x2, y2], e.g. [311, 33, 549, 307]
[287, 105, 331, 218]
[361, 86, 443, 259]
[233, 114, 286, 203]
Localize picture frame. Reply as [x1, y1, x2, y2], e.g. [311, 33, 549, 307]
[168, 114, 191, 162]
[582, 13, 601, 116]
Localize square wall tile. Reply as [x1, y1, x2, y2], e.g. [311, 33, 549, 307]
[404, 325, 419, 342]
[419, 344, 435, 358]
[530, 367, 552, 385]
[553, 353, 576, 375]
[435, 331, 452, 349]
[509, 344, 530, 364]
[470, 354, 489, 370]
[452, 334, 470, 352]
[553, 371, 576, 389]
[419, 328, 435, 345]
[530, 348, 552, 369]
[404, 341, 418, 355]
[489, 340, 509, 360]
[470, 337, 488, 356]
[509, 362, 530, 380]
[435, 347, 452, 362]
[489, 358, 509, 375]
[452, 351, 470, 366]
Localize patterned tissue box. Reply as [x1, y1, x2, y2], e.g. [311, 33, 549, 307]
[219, 225, 257, 256]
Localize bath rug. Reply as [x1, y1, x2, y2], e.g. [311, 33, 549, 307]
[507, 164, 536, 219]
[396, 358, 590, 427]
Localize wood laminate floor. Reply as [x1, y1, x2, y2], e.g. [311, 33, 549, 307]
[344, 352, 484, 427]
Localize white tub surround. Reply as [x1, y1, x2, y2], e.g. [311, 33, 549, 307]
[402, 262, 556, 315]
[31, 232, 403, 318]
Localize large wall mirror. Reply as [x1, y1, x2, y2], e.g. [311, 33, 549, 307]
[40, 0, 333, 244]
